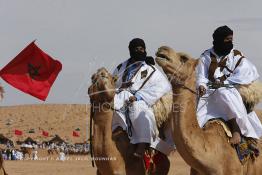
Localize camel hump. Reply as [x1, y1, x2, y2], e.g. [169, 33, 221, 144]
[152, 92, 173, 128]
[237, 81, 262, 112]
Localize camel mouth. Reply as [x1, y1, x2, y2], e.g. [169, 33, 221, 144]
[92, 74, 111, 84]
[155, 53, 170, 61]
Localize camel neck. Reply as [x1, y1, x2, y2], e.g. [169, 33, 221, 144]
[91, 103, 126, 174]
[92, 106, 115, 155]
[172, 76, 206, 164]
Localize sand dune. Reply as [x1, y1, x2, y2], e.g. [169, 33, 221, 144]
[0, 104, 90, 144]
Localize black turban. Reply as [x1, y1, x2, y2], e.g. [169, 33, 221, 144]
[213, 26, 234, 56]
[213, 25, 233, 42]
[128, 38, 146, 51]
[128, 38, 155, 65]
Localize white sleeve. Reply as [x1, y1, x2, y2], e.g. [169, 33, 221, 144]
[112, 65, 122, 89]
[135, 69, 172, 106]
[196, 55, 209, 89]
[227, 58, 259, 84]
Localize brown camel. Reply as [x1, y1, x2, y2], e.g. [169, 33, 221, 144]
[20, 147, 33, 159]
[88, 68, 170, 175]
[0, 152, 8, 175]
[47, 148, 59, 155]
[155, 46, 262, 175]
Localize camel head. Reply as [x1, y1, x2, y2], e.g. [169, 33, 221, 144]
[88, 67, 116, 104]
[155, 46, 198, 85]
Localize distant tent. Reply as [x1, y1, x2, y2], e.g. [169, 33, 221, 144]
[16, 140, 23, 145]
[48, 135, 66, 144]
[0, 134, 13, 145]
[23, 137, 37, 144]
[28, 129, 35, 133]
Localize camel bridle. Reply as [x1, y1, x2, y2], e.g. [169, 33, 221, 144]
[165, 60, 198, 95]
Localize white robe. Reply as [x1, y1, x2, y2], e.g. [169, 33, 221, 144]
[112, 59, 174, 155]
[196, 48, 262, 139]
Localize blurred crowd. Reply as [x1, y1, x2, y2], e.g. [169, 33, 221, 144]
[0, 141, 90, 161]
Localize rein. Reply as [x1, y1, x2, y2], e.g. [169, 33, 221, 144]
[173, 81, 198, 95]
[168, 61, 198, 95]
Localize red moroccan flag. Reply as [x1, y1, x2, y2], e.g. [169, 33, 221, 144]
[15, 129, 23, 136]
[73, 131, 80, 137]
[42, 131, 49, 137]
[0, 41, 62, 101]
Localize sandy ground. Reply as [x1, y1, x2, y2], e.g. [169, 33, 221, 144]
[0, 105, 261, 174]
[4, 152, 190, 175]
[0, 104, 191, 174]
[0, 104, 89, 144]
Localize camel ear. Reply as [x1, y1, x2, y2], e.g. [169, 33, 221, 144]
[178, 53, 190, 64]
[112, 75, 118, 83]
[193, 59, 200, 68]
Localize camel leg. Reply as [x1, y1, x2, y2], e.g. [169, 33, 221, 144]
[190, 168, 200, 175]
[190, 168, 225, 175]
[126, 156, 145, 175]
[113, 127, 145, 175]
[3, 167, 8, 175]
[153, 152, 170, 175]
[96, 169, 102, 175]
[113, 127, 130, 160]
[128, 144, 146, 175]
[0, 169, 6, 175]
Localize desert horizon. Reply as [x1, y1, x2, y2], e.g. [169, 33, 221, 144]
[1, 103, 261, 145]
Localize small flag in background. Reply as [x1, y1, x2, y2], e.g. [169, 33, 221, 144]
[14, 129, 23, 136]
[73, 131, 80, 137]
[0, 41, 62, 101]
[42, 131, 49, 137]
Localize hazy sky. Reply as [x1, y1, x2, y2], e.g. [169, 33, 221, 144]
[0, 0, 261, 107]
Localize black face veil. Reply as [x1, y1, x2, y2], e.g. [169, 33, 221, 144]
[128, 38, 147, 62]
[213, 25, 234, 56]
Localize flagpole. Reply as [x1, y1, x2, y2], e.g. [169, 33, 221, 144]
[86, 103, 88, 143]
[89, 99, 95, 167]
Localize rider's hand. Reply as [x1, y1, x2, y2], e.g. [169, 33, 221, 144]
[129, 96, 137, 103]
[198, 85, 206, 97]
[214, 80, 223, 86]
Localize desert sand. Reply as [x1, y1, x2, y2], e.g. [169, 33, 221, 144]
[3, 152, 190, 175]
[0, 104, 261, 175]
[0, 104, 89, 144]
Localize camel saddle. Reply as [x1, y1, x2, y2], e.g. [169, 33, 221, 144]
[204, 119, 259, 164]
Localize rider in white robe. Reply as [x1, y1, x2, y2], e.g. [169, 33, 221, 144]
[112, 38, 173, 156]
[196, 26, 262, 143]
